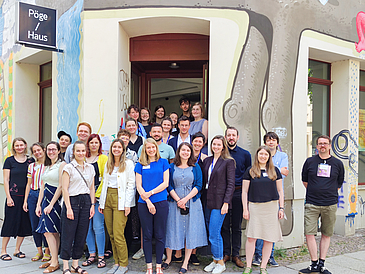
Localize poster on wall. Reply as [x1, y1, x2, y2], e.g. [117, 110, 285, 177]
[360, 109, 365, 151]
[15, 2, 57, 49]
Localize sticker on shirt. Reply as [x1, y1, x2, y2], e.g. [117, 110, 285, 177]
[143, 165, 151, 169]
[262, 172, 268, 177]
[317, 163, 331, 177]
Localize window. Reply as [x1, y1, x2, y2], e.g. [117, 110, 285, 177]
[307, 60, 332, 156]
[39, 62, 52, 143]
[359, 70, 365, 184]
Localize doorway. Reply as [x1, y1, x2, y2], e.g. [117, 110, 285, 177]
[130, 34, 209, 114]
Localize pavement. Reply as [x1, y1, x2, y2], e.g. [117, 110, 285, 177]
[0, 237, 364, 273]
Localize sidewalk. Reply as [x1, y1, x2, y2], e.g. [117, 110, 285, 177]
[0, 237, 364, 273]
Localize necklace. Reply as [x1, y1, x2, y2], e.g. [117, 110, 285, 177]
[87, 155, 98, 163]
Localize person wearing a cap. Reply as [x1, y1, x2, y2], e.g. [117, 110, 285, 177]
[58, 131, 72, 158]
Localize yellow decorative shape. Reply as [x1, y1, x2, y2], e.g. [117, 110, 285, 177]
[9, 82, 12, 89]
[9, 66, 13, 73]
[349, 185, 357, 214]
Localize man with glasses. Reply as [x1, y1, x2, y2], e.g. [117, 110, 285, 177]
[299, 135, 344, 274]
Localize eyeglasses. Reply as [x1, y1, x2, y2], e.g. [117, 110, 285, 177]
[47, 148, 58, 152]
[317, 143, 330, 146]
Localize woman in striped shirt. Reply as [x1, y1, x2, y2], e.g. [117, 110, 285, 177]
[23, 142, 51, 262]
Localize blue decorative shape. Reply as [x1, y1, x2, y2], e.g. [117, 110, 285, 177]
[56, 0, 84, 142]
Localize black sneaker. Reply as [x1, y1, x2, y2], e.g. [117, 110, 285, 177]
[268, 257, 279, 267]
[298, 264, 320, 274]
[171, 254, 183, 263]
[189, 254, 200, 265]
[252, 255, 261, 266]
[319, 265, 331, 274]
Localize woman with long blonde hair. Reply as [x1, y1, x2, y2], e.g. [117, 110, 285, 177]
[98, 139, 136, 274]
[135, 138, 170, 274]
[241, 146, 284, 274]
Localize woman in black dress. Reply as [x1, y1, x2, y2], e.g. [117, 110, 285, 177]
[1, 137, 34, 260]
[125, 118, 145, 153]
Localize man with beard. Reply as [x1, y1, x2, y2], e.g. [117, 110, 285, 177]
[138, 123, 175, 162]
[222, 127, 251, 268]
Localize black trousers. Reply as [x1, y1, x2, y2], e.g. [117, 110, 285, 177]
[221, 189, 243, 257]
[60, 194, 91, 260]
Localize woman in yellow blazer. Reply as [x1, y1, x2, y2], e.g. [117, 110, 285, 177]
[99, 139, 136, 274]
[83, 134, 108, 268]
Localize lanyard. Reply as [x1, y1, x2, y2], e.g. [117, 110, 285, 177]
[196, 152, 201, 163]
[162, 135, 171, 143]
[211, 158, 215, 173]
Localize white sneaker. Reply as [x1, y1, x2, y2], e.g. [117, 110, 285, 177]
[107, 265, 119, 274]
[115, 266, 128, 274]
[212, 263, 226, 274]
[204, 262, 217, 272]
[132, 248, 144, 260]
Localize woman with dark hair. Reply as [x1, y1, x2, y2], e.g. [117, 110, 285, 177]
[169, 112, 179, 136]
[125, 118, 145, 153]
[36, 141, 66, 272]
[152, 105, 166, 124]
[23, 142, 51, 262]
[135, 138, 170, 274]
[140, 107, 152, 138]
[191, 132, 208, 169]
[241, 146, 284, 274]
[83, 134, 108, 268]
[60, 141, 95, 274]
[202, 136, 235, 274]
[163, 143, 207, 274]
[161, 117, 174, 144]
[1, 137, 34, 261]
[98, 139, 136, 274]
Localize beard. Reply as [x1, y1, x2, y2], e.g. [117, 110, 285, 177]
[227, 140, 237, 148]
[153, 136, 162, 142]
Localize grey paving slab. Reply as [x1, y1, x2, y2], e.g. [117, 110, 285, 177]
[325, 254, 365, 272]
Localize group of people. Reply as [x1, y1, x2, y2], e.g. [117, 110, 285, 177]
[1, 98, 344, 274]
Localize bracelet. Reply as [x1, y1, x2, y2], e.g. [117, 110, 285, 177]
[279, 207, 284, 210]
[91, 203, 96, 206]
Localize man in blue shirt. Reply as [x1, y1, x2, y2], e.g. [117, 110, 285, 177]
[138, 123, 175, 162]
[253, 131, 289, 267]
[222, 126, 251, 268]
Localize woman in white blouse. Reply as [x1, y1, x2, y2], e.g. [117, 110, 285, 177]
[99, 139, 136, 274]
[60, 141, 96, 274]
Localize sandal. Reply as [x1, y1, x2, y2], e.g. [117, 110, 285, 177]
[243, 267, 252, 274]
[31, 253, 43, 261]
[39, 262, 51, 269]
[71, 265, 88, 274]
[179, 267, 188, 274]
[41, 253, 51, 262]
[260, 268, 268, 274]
[63, 270, 71, 274]
[161, 262, 170, 270]
[0, 254, 12, 261]
[43, 264, 60, 273]
[104, 250, 112, 259]
[82, 255, 96, 266]
[156, 266, 163, 274]
[13, 251, 26, 258]
[146, 268, 153, 274]
[97, 257, 106, 268]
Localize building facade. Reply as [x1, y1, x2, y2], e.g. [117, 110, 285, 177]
[1, 0, 365, 251]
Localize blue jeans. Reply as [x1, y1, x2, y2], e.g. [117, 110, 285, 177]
[206, 208, 226, 261]
[86, 201, 105, 255]
[28, 189, 48, 248]
[255, 239, 274, 258]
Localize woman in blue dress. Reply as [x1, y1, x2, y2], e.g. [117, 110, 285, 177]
[36, 142, 66, 273]
[163, 142, 207, 274]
